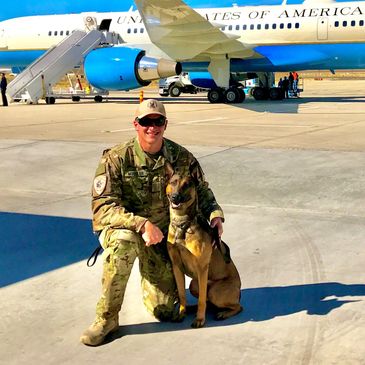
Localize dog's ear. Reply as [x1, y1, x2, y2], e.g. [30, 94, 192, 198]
[165, 161, 174, 180]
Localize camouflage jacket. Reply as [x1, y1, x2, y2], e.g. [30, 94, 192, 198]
[92, 137, 224, 233]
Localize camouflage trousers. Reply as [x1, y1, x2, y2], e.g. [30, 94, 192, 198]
[95, 228, 178, 321]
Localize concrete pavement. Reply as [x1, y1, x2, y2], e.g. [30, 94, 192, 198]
[0, 79, 364, 364]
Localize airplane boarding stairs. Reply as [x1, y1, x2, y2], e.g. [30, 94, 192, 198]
[7, 29, 111, 104]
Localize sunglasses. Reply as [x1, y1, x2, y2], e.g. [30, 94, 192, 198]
[136, 116, 166, 127]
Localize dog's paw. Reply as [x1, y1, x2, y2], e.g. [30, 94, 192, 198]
[172, 312, 186, 323]
[191, 318, 205, 328]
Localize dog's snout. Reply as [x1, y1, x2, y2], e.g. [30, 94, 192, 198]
[171, 193, 181, 204]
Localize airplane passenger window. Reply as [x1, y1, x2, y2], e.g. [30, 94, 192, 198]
[127, 28, 131, 33]
[236, 25, 240, 30]
[351, 20, 356, 26]
[280, 23, 284, 29]
[66, 31, 70, 36]
[272, 24, 277, 29]
[48, 31, 52, 36]
[140, 28, 144, 33]
[134, 28, 138, 33]
[265, 24, 269, 29]
[243, 25, 247, 30]
[228, 25, 233, 30]
[295, 23, 299, 28]
[250, 24, 254, 30]
[360, 20, 364, 26]
[257, 24, 261, 30]
[343, 21, 347, 27]
[60, 31, 64, 36]
[334, 21, 339, 27]
[287, 23, 292, 29]
[54, 31, 58, 36]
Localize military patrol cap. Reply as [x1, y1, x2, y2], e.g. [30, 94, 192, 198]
[135, 99, 166, 119]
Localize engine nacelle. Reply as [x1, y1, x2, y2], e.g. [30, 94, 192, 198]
[84, 47, 181, 90]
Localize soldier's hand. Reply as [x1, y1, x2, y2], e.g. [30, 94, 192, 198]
[141, 220, 164, 246]
[210, 217, 223, 237]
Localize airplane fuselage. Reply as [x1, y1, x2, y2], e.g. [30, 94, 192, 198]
[1, 2, 365, 71]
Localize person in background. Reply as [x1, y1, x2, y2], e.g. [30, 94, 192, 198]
[1, 73, 8, 107]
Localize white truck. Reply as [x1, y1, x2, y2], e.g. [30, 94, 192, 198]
[158, 72, 200, 97]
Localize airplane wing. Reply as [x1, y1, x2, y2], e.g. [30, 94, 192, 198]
[133, 0, 257, 61]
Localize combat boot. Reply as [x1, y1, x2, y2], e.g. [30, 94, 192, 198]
[80, 316, 119, 346]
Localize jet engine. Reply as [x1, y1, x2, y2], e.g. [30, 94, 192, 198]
[84, 47, 182, 90]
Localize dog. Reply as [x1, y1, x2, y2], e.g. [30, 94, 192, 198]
[166, 167, 242, 328]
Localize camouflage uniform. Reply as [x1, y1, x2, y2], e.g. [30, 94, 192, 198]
[91, 136, 224, 322]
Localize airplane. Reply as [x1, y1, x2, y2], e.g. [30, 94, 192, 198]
[0, 0, 365, 104]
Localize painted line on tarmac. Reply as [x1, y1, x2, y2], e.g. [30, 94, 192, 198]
[177, 117, 229, 125]
[101, 127, 135, 133]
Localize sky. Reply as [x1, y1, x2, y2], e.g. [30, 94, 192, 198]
[0, 0, 305, 22]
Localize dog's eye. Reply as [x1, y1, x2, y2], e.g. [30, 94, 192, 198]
[181, 180, 192, 190]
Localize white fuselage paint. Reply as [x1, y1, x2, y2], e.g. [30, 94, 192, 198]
[0, 2, 364, 60]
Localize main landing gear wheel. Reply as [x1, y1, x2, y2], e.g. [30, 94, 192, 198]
[207, 88, 223, 103]
[269, 87, 283, 101]
[224, 88, 241, 103]
[252, 87, 269, 101]
[208, 87, 245, 104]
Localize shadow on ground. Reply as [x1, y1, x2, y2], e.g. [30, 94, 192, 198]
[105, 282, 365, 344]
[0, 212, 96, 287]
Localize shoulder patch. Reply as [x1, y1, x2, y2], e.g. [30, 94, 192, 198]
[93, 175, 107, 195]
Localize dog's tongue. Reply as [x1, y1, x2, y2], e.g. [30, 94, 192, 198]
[172, 202, 181, 209]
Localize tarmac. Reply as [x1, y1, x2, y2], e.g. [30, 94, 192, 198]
[0, 79, 365, 364]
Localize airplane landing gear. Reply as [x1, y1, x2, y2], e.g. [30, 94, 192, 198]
[208, 87, 245, 104]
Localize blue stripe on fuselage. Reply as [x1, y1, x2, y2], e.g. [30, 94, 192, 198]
[0, 50, 45, 68]
[183, 43, 365, 72]
[2, 43, 365, 73]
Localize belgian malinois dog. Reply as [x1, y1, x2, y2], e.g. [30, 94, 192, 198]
[166, 167, 242, 328]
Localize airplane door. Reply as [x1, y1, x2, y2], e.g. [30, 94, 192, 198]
[0, 29, 7, 49]
[317, 18, 328, 40]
